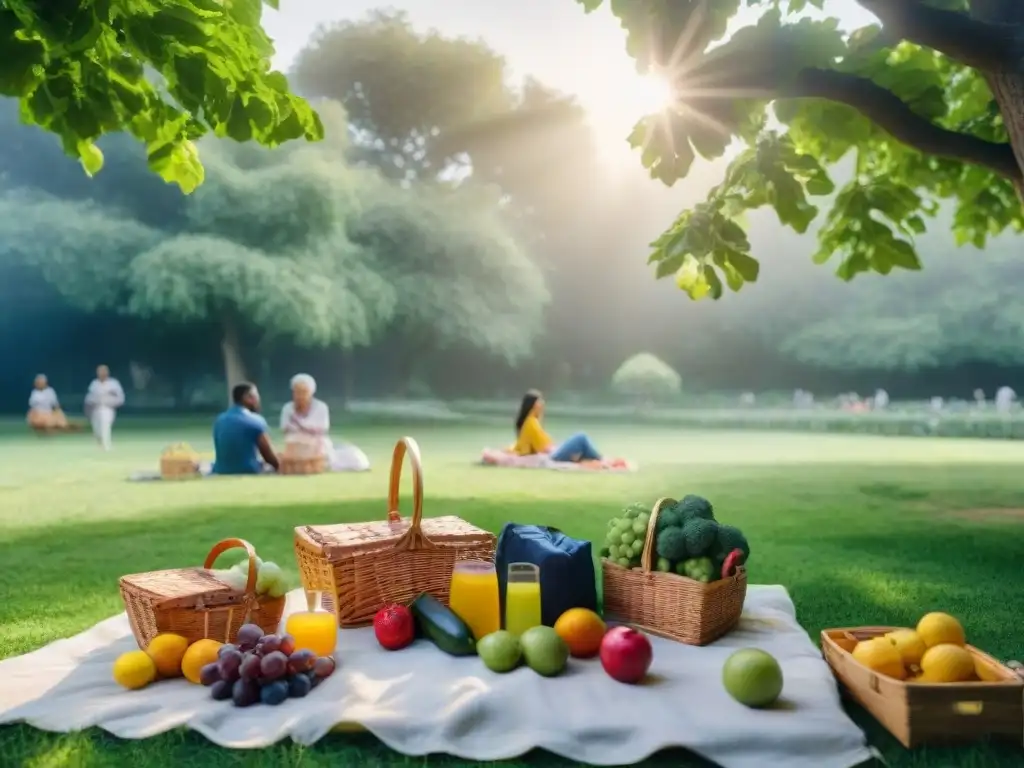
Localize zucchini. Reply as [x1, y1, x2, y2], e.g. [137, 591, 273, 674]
[410, 593, 476, 656]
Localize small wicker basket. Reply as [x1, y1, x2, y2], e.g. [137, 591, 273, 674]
[602, 497, 747, 646]
[822, 627, 1024, 747]
[119, 538, 285, 649]
[294, 436, 495, 627]
[160, 443, 200, 480]
[280, 437, 327, 475]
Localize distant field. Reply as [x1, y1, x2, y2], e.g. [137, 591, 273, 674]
[2, 418, 1023, 767]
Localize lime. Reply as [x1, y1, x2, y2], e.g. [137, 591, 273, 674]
[722, 648, 783, 708]
[520, 626, 569, 677]
[477, 631, 522, 673]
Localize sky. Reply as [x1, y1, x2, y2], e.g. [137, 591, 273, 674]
[263, 1, 875, 162]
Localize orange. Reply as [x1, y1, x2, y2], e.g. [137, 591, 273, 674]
[181, 639, 222, 684]
[553, 608, 606, 658]
[146, 633, 189, 678]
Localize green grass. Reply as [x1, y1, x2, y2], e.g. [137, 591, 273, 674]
[2, 419, 1024, 767]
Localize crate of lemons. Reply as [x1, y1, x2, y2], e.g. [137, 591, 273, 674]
[112, 558, 288, 690]
[852, 612, 997, 683]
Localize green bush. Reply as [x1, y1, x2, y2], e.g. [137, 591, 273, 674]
[610, 353, 682, 401]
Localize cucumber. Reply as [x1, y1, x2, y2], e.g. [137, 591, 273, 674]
[410, 593, 476, 656]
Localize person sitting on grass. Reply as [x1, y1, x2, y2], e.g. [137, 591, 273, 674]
[27, 374, 72, 432]
[511, 389, 604, 463]
[280, 373, 370, 471]
[211, 382, 280, 475]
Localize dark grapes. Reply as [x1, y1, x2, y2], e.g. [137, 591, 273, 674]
[279, 634, 296, 657]
[260, 680, 290, 706]
[210, 679, 233, 700]
[287, 649, 316, 675]
[312, 656, 336, 679]
[239, 653, 262, 681]
[236, 624, 263, 650]
[260, 634, 282, 654]
[288, 673, 313, 698]
[199, 662, 221, 687]
[218, 643, 239, 659]
[231, 679, 260, 707]
[260, 651, 288, 680]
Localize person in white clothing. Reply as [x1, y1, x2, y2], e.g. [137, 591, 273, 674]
[280, 373, 370, 471]
[27, 374, 71, 431]
[85, 365, 125, 450]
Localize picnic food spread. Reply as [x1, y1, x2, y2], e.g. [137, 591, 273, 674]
[97, 437, 1023, 758]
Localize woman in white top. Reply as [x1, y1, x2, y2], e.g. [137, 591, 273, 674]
[84, 365, 125, 450]
[280, 373, 370, 471]
[27, 374, 70, 431]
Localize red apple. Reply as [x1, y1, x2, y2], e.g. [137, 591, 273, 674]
[373, 604, 415, 651]
[599, 626, 653, 684]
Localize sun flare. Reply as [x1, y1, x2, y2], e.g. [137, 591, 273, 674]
[628, 73, 675, 117]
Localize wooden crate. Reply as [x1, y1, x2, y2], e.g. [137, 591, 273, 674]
[822, 626, 1024, 748]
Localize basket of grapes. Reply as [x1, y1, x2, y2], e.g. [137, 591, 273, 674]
[601, 496, 748, 646]
[119, 538, 287, 650]
[160, 442, 200, 480]
[200, 622, 338, 708]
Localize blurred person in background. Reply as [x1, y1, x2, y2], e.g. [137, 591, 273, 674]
[84, 365, 125, 450]
[280, 373, 370, 471]
[26, 374, 71, 432]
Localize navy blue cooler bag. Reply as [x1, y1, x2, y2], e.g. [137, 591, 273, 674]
[495, 523, 598, 627]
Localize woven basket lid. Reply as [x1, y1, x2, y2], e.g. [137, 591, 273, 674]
[119, 567, 244, 609]
[301, 515, 492, 560]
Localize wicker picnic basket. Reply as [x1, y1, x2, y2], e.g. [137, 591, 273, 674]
[159, 443, 200, 480]
[294, 436, 496, 627]
[280, 439, 327, 475]
[602, 497, 747, 646]
[119, 538, 285, 649]
[822, 626, 1024, 748]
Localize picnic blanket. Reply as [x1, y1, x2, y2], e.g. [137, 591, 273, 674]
[0, 586, 874, 768]
[480, 448, 636, 472]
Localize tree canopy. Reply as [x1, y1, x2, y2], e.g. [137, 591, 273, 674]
[1, 0, 322, 192]
[572, 0, 1024, 299]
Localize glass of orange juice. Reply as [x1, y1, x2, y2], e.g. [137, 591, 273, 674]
[448, 560, 500, 640]
[504, 562, 542, 636]
[285, 590, 338, 657]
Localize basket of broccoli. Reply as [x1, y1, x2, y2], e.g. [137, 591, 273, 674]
[600, 494, 748, 646]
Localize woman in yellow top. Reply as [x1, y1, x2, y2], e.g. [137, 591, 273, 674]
[512, 390, 602, 462]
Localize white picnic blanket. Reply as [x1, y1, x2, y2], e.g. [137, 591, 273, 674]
[0, 587, 874, 767]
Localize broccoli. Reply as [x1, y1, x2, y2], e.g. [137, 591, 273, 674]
[656, 507, 683, 532]
[655, 526, 688, 562]
[681, 518, 718, 557]
[715, 524, 750, 563]
[676, 495, 714, 522]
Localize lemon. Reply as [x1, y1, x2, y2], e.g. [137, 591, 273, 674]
[885, 629, 927, 667]
[181, 639, 222, 684]
[852, 637, 906, 680]
[916, 612, 966, 648]
[146, 633, 189, 678]
[113, 650, 157, 690]
[920, 643, 975, 683]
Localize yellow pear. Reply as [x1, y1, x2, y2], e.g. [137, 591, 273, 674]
[916, 613, 966, 648]
[885, 629, 927, 667]
[852, 637, 907, 680]
[920, 644, 975, 683]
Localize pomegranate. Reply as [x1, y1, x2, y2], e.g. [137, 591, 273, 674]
[373, 604, 415, 651]
[599, 626, 653, 684]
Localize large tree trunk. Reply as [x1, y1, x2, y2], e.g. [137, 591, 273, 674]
[971, 0, 1024, 196]
[221, 315, 248, 403]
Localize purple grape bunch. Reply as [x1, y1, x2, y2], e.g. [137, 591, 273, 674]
[200, 624, 336, 707]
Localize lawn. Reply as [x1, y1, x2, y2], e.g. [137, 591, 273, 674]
[1, 418, 1023, 768]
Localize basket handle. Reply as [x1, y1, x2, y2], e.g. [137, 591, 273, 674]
[639, 497, 674, 574]
[387, 437, 434, 551]
[203, 538, 259, 596]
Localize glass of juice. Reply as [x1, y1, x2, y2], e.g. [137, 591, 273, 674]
[448, 560, 500, 640]
[285, 590, 338, 657]
[504, 562, 542, 636]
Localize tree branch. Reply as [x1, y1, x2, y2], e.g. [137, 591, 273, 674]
[855, 0, 1024, 71]
[792, 69, 1022, 181]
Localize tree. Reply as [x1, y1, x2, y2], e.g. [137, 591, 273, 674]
[611, 353, 683, 401]
[560, 1, 1024, 300]
[292, 9, 511, 180]
[1, 0, 322, 192]
[0, 108, 394, 394]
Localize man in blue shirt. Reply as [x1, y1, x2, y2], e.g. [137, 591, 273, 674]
[211, 383, 280, 475]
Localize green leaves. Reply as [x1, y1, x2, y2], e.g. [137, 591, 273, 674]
[2, 1, 322, 193]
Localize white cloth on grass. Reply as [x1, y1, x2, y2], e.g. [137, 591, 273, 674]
[28, 387, 60, 412]
[0, 586, 874, 768]
[280, 398, 370, 472]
